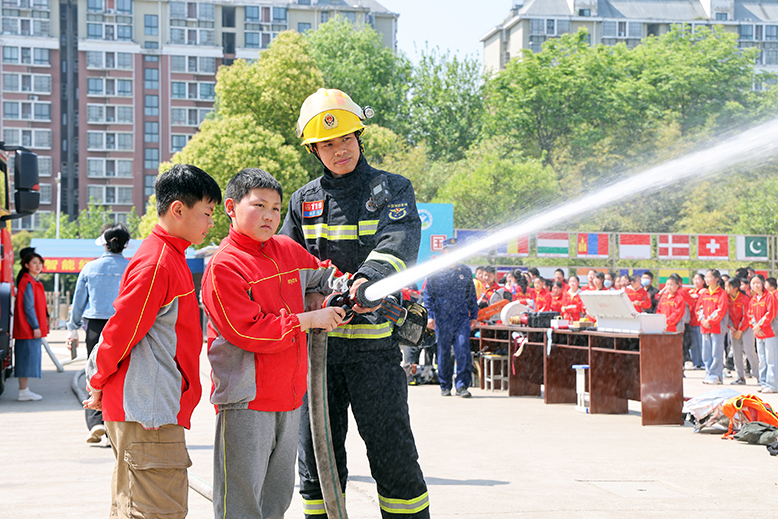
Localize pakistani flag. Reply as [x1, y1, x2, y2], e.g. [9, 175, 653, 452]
[736, 236, 768, 261]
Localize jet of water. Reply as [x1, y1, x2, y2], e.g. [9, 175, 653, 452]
[364, 117, 778, 303]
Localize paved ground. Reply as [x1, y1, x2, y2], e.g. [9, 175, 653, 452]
[2, 329, 778, 518]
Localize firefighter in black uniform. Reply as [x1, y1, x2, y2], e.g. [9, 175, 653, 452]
[280, 88, 429, 518]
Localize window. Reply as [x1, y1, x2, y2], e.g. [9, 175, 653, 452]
[117, 80, 132, 96]
[145, 95, 159, 116]
[87, 158, 133, 178]
[87, 50, 102, 67]
[32, 129, 51, 148]
[200, 3, 214, 20]
[343, 11, 356, 23]
[144, 148, 159, 170]
[87, 132, 132, 151]
[172, 56, 186, 71]
[116, 0, 131, 14]
[557, 19, 571, 35]
[272, 7, 286, 21]
[88, 78, 103, 95]
[144, 14, 158, 36]
[171, 134, 190, 152]
[144, 68, 159, 90]
[245, 6, 259, 22]
[39, 183, 52, 204]
[628, 22, 642, 38]
[298, 0, 310, 4]
[144, 175, 156, 196]
[188, 56, 198, 71]
[38, 156, 51, 177]
[222, 6, 235, 27]
[298, 22, 311, 33]
[200, 57, 216, 74]
[172, 82, 186, 99]
[33, 48, 49, 65]
[117, 25, 132, 40]
[171, 1, 186, 18]
[87, 0, 101, 11]
[144, 55, 159, 63]
[199, 82, 215, 100]
[145, 122, 159, 143]
[321, 11, 328, 24]
[716, 12, 728, 21]
[87, 185, 133, 205]
[602, 20, 617, 37]
[740, 24, 754, 40]
[117, 52, 132, 68]
[87, 104, 103, 122]
[3, 46, 19, 63]
[245, 32, 259, 48]
[618, 21, 627, 37]
[11, 212, 48, 231]
[87, 23, 102, 39]
[578, 8, 591, 16]
[33, 103, 50, 121]
[116, 106, 132, 123]
[3, 102, 19, 119]
[3, 74, 19, 91]
[530, 19, 544, 35]
[767, 25, 778, 40]
[171, 108, 187, 125]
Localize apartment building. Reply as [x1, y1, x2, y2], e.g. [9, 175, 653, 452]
[481, 0, 778, 73]
[1, 0, 398, 230]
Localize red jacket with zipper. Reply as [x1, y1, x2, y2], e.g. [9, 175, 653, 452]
[202, 228, 340, 413]
[728, 291, 751, 333]
[698, 286, 728, 335]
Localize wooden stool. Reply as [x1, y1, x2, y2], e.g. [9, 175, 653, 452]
[483, 355, 509, 391]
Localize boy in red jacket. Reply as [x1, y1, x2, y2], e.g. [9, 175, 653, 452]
[725, 277, 756, 385]
[84, 164, 222, 519]
[201, 168, 345, 519]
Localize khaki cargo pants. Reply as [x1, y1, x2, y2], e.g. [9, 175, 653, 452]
[105, 421, 192, 519]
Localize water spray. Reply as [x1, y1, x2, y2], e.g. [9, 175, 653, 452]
[364, 118, 778, 303]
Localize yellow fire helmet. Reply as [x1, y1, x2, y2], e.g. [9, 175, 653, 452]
[296, 88, 374, 150]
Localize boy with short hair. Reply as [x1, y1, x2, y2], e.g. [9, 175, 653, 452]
[201, 168, 345, 519]
[84, 164, 222, 519]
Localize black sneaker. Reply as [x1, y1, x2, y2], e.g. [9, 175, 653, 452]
[455, 387, 472, 398]
[441, 389, 452, 397]
[731, 378, 746, 385]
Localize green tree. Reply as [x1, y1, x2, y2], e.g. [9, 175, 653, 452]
[306, 17, 411, 134]
[215, 31, 323, 147]
[162, 114, 307, 245]
[36, 199, 117, 239]
[431, 137, 559, 228]
[138, 195, 158, 238]
[360, 125, 406, 166]
[407, 46, 484, 161]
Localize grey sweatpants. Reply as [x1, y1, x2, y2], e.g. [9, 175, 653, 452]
[213, 407, 301, 519]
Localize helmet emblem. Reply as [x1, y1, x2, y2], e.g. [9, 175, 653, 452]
[322, 112, 339, 130]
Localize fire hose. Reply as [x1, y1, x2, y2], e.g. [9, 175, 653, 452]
[309, 283, 427, 518]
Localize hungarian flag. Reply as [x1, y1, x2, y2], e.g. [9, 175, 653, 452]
[536, 232, 569, 257]
[576, 233, 609, 259]
[697, 235, 729, 260]
[505, 234, 529, 257]
[657, 234, 690, 260]
[618, 234, 652, 259]
[735, 235, 768, 261]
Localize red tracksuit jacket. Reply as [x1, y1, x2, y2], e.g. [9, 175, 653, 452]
[626, 286, 651, 313]
[202, 228, 339, 413]
[657, 292, 685, 332]
[534, 289, 552, 312]
[698, 286, 728, 335]
[748, 292, 777, 339]
[728, 291, 751, 333]
[562, 291, 584, 321]
[86, 225, 203, 429]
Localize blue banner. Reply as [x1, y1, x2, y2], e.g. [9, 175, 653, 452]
[417, 203, 454, 264]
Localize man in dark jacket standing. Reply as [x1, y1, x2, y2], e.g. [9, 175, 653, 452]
[280, 88, 429, 519]
[423, 238, 479, 398]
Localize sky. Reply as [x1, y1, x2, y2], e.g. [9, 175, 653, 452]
[377, 0, 513, 63]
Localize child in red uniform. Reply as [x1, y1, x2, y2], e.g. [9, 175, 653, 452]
[553, 269, 569, 292]
[562, 275, 584, 321]
[512, 272, 535, 305]
[748, 275, 777, 392]
[532, 277, 552, 312]
[84, 164, 222, 519]
[699, 269, 728, 384]
[13, 251, 47, 401]
[550, 282, 565, 314]
[686, 273, 706, 369]
[202, 169, 345, 518]
[625, 275, 652, 313]
[725, 277, 756, 386]
[657, 274, 686, 332]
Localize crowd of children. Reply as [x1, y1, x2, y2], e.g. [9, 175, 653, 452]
[472, 265, 777, 394]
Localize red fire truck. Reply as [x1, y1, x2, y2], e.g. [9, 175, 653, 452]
[0, 145, 39, 396]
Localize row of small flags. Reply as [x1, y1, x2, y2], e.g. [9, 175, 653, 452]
[454, 231, 770, 262]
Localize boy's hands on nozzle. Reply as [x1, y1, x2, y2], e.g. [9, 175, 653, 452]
[302, 306, 346, 332]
